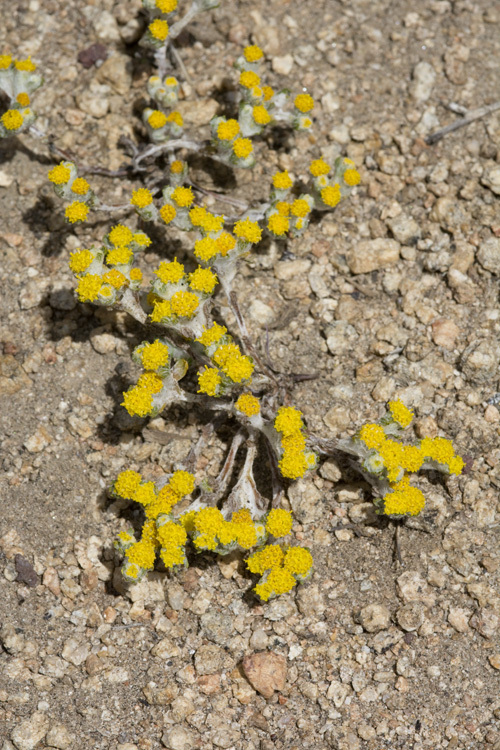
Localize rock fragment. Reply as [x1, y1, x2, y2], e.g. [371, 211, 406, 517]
[242, 651, 287, 699]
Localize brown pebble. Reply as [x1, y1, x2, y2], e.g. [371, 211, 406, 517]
[196, 674, 221, 695]
[14, 554, 39, 587]
[103, 606, 117, 624]
[42, 567, 61, 597]
[242, 651, 287, 699]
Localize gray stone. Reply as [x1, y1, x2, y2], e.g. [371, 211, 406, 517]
[11, 712, 49, 750]
[409, 61, 436, 103]
[481, 166, 500, 196]
[347, 238, 400, 274]
[386, 214, 421, 244]
[162, 727, 194, 750]
[477, 237, 500, 274]
[396, 602, 425, 632]
[358, 604, 391, 633]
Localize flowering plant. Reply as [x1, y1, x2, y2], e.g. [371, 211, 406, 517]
[3, 0, 463, 601]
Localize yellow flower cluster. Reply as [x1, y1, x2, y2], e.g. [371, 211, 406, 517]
[114, 467, 195, 580]
[274, 406, 316, 480]
[355, 401, 464, 517]
[197, 332, 254, 396]
[247, 544, 313, 601]
[138, 339, 170, 371]
[235, 393, 260, 417]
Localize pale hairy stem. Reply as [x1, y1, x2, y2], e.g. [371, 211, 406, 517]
[168, 2, 200, 40]
[119, 288, 148, 325]
[197, 430, 246, 506]
[133, 138, 203, 168]
[265, 437, 284, 509]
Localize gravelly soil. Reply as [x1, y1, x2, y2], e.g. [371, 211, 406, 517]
[1, 0, 500, 749]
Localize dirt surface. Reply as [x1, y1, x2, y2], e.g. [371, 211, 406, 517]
[1, 0, 500, 748]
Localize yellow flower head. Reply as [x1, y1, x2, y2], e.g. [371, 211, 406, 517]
[48, 163, 71, 185]
[171, 186, 194, 207]
[281, 432, 306, 453]
[235, 393, 260, 417]
[109, 225, 134, 247]
[196, 323, 227, 348]
[215, 232, 236, 256]
[309, 159, 330, 177]
[156, 521, 187, 551]
[148, 110, 168, 129]
[15, 57, 36, 72]
[130, 268, 143, 282]
[65, 201, 89, 223]
[263, 85, 274, 101]
[189, 267, 218, 294]
[388, 399, 414, 428]
[125, 540, 156, 570]
[159, 203, 177, 224]
[71, 178, 90, 195]
[194, 236, 219, 262]
[239, 70, 260, 89]
[16, 92, 30, 107]
[233, 218, 262, 244]
[107, 246, 133, 265]
[133, 481, 157, 506]
[247, 545, 284, 575]
[344, 168, 361, 186]
[232, 138, 253, 159]
[149, 19, 169, 40]
[102, 269, 127, 289]
[141, 340, 170, 371]
[160, 545, 186, 568]
[194, 507, 224, 536]
[279, 451, 308, 480]
[122, 386, 153, 417]
[133, 232, 151, 247]
[284, 547, 313, 577]
[291, 199, 310, 218]
[244, 45, 263, 63]
[252, 105, 271, 125]
[359, 423, 386, 449]
[69, 249, 94, 274]
[272, 170, 293, 190]
[169, 470, 195, 497]
[400, 445, 424, 472]
[274, 406, 304, 436]
[167, 111, 183, 127]
[198, 367, 222, 396]
[0, 55, 12, 69]
[146, 486, 180, 520]
[235, 523, 258, 549]
[150, 299, 172, 323]
[321, 184, 341, 207]
[383, 478, 425, 517]
[137, 372, 163, 394]
[217, 119, 240, 141]
[170, 290, 199, 318]
[114, 470, 142, 500]
[76, 274, 102, 302]
[265, 508, 293, 538]
[156, 0, 178, 12]
[222, 354, 254, 383]
[131, 188, 153, 208]
[170, 159, 184, 174]
[276, 201, 291, 216]
[267, 213, 289, 237]
[155, 258, 185, 284]
[294, 93, 314, 113]
[256, 567, 296, 600]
